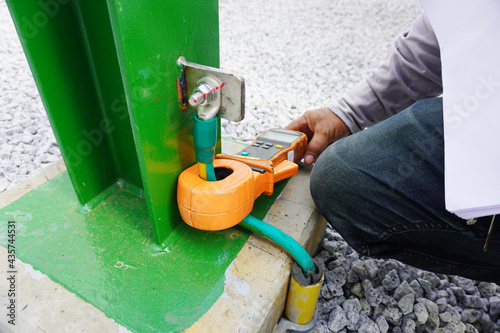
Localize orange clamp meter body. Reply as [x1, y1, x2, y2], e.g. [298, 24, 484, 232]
[177, 129, 307, 231]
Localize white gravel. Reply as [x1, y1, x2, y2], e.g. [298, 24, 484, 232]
[0, 0, 59, 192]
[219, 0, 422, 142]
[2, 0, 499, 332]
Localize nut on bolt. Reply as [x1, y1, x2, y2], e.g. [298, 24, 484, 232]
[188, 83, 215, 107]
[188, 76, 224, 120]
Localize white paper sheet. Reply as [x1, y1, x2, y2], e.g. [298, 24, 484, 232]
[420, 0, 500, 219]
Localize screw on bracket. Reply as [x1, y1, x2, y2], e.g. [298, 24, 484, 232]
[188, 80, 226, 108]
[188, 76, 224, 120]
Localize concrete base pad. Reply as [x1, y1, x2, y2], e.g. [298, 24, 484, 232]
[0, 138, 325, 332]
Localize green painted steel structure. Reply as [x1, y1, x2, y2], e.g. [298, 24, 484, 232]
[3, 3, 294, 331]
[6, 0, 220, 245]
[0, 0, 300, 332]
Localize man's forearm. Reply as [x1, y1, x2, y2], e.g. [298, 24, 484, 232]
[331, 13, 443, 134]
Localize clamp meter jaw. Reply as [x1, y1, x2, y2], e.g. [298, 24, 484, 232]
[177, 129, 307, 231]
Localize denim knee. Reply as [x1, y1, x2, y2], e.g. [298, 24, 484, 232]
[309, 143, 368, 248]
[310, 145, 343, 216]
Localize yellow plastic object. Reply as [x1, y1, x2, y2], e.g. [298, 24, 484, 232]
[198, 162, 208, 181]
[285, 263, 324, 325]
[177, 157, 298, 230]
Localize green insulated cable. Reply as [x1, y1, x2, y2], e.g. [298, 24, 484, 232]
[240, 215, 316, 275]
[193, 115, 217, 181]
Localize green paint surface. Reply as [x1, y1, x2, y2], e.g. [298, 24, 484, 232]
[6, 0, 222, 245]
[0, 171, 287, 332]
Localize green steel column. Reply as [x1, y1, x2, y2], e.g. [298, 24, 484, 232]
[6, 0, 219, 244]
[106, 0, 220, 245]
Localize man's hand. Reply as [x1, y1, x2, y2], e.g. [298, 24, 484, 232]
[285, 107, 350, 164]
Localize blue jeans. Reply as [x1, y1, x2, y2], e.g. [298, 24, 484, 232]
[311, 98, 500, 283]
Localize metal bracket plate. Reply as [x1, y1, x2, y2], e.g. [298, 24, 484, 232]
[177, 56, 245, 122]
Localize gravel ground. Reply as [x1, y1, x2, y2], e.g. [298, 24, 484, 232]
[0, 0, 59, 192]
[2, 0, 500, 332]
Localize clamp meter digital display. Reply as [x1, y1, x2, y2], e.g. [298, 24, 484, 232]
[177, 129, 307, 231]
[236, 129, 306, 164]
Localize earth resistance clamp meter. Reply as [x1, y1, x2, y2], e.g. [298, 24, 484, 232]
[177, 128, 307, 231]
[176, 58, 322, 329]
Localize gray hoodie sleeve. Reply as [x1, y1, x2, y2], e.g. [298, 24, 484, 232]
[330, 13, 443, 134]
